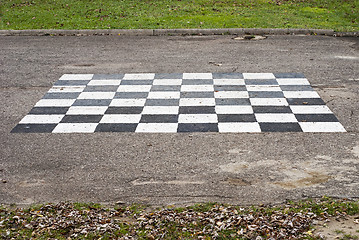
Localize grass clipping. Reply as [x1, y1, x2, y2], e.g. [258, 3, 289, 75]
[1, 197, 358, 239]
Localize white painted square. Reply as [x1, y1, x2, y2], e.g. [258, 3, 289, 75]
[214, 91, 249, 98]
[110, 99, 146, 107]
[35, 99, 75, 107]
[48, 86, 86, 93]
[243, 73, 275, 79]
[87, 80, 121, 86]
[66, 106, 108, 115]
[78, 92, 115, 99]
[123, 73, 155, 80]
[299, 122, 346, 132]
[100, 114, 141, 123]
[147, 92, 180, 99]
[136, 123, 178, 133]
[215, 106, 253, 114]
[255, 113, 297, 122]
[283, 91, 320, 98]
[179, 98, 216, 106]
[181, 85, 214, 92]
[246, 85, 281, 91]
[290, 105, 333, 114]
[213, 79, 245, 85]
[250, 98, 288, 106]
[218, 122, 261, 132]
[142, 106, 179, 114]
[59, 74, 94, 80]
[117, 85, 152, 92]
[183, 73, 212, 79]
[153, 79, 182, 85]
[276, 78, 310, 85]
[178, 114, 218, 123]
[19, 115, 64, 124]
[53, 123, 98, 133]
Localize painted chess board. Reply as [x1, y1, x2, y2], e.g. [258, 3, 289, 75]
[11, 73, 346, 133]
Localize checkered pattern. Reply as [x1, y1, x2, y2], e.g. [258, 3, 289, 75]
[11, 73, 346, 133]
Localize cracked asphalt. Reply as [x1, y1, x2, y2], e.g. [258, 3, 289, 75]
[0, 34, 358, 206]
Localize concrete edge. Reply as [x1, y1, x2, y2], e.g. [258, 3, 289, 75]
[0, 28, 357, 37]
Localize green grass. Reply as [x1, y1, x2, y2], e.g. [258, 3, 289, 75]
[0, 0, 358, 31]
[340, 234, 359, 240]
[286, 196, 359, 216]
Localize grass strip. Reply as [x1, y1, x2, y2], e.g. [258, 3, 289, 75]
[1, 0, 358, 32]
[1, 197, 358, 239]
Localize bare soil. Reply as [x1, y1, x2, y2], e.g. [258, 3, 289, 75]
[314, 215, 359, 239]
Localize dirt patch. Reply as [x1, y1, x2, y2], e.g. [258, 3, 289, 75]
[18, 179, 46, 187]
[224, 177, 252, 186]
[314, 215, 359, 239]
[274, 171, 332, 189]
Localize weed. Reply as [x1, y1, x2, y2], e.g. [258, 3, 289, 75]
[186, 202, 217, 212]
[73, 202, 103, 210]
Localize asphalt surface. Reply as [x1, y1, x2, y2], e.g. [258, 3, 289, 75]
[0, 35, 358, 206]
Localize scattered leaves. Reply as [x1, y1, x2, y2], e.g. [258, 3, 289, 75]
[0, 197, 358, 239]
